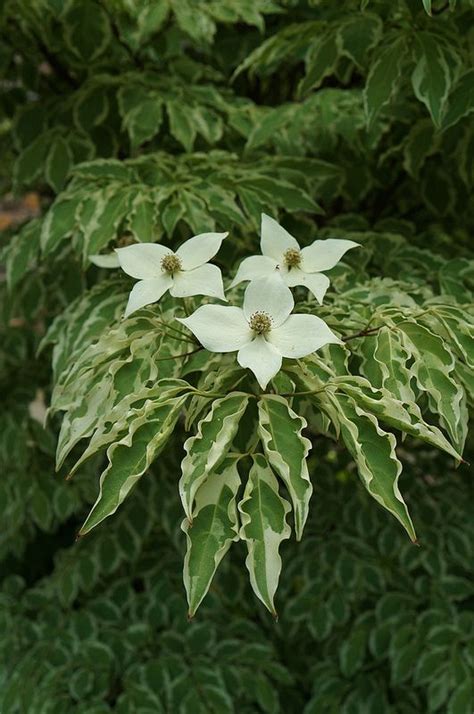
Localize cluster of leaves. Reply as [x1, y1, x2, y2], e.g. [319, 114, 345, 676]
[31, 222, 471, 614]
[1, 423, 472, 712]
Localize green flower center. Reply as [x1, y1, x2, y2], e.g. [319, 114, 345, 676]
[161, 254, 182, 275]
[283, 248, 301, 269]
[249, 311, 272, 335]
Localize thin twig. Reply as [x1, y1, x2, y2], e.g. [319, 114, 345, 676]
[342, 326, 382, 342]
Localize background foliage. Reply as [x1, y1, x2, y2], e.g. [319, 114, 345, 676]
[1, 0, 473, 711]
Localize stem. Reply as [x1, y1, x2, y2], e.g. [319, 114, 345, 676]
[277, 387, 328, 397]
[342, 326, 382, 342]
[155, 318, 197, 344]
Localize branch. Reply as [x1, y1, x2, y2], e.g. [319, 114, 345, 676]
[342, 326, 382, 342]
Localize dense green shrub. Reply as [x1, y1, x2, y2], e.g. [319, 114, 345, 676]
[1, 0, 473, 711]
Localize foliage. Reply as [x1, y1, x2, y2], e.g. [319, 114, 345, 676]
[1, 407, 473, 712]
[0, 0, 473, 709]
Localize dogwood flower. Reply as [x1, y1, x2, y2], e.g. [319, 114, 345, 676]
[178, 275, 341, 389]
[116, 233, 228, 318]
[230, 214, 359, 303]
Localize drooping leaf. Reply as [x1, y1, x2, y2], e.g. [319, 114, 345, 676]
[180, 392, 249, 519]
[441, 69, 474, 130]
[45, 136, 73, 193]
[364, 36, 406, 128]
[333, 375, 462, 460]
[397, 321, 468, 453]
[325, 391, 416, 541]
[411, 33, 459, 126]
[183, 458, 241, 617]
[80, 395, 187, 535]
[238, 454, 291, 616]
[257, 395, 312, 540]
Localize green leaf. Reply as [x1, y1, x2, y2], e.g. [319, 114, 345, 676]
[167, 99, 197, 151]
[448, 681, 473, 714]
[118, 86, 163, 149]
[257, 395, 312, 540]
[411, 33, 458, 126]
[5, 219, 42, 289]
[364, 36, 406, 128]
[126, 191, 157, 242]
[40, 194, 81, 255]
[45, 136, 72, 193]
[298, 32, 340, 97]
[180, 393, 249, 519]
[441, 69, 474, 130]
[326, 391, 416, 541]
[338, 14, 383, 68]
[64, 1, 111, 63]
[182, 458, 241, 617]
[13, 133, 50, 189]
[79, 395, 186, 534]
[73, 85, 109, 132]
[398, 321, 467, 453]
[403, 119, 437, 178]
[238, 454, 291, 616]
[422, 0, 432, 15]
[339, 626, 367, 677]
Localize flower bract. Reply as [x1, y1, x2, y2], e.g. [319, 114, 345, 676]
[178, 275, 341, 388]
[230, 214, 359, 303]
[116, 233, 228, 317]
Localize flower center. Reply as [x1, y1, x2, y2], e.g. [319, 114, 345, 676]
[283, 248, 301, 269]
[249, 311, 272, 335]
[161, 253, 182, 275]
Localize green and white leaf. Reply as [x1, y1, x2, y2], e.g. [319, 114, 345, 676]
[183, 458, 241, 617]
[359, 327, 416, 404]
[333, 375, 462, 460]
[411, 33, 459, 126]
[79, 395, 186, 534]
[397, 321, 467, 453]
[238, 454, 291, 616]
[364, 36, 406, 128]
[257, 395, 312, 541]
[326, 391, 416, 541]
[180, 392, 249, 519]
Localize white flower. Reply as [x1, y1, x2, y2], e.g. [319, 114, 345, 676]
[116, 233, 228, 318]
[230, 213, 359, 303]
[178, 275, 341, 389]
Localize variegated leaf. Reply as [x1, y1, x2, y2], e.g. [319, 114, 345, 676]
[257, 395, 312, 541]
[183, 458, 241, 617]
[79, 395, 187, 535]
[398, 322, 468, 453]
[238, 454, 291, 616]
[359, 327, 416, 404]
[333, 376, 462, 461]
[326, 391, 416, 541]
[180, 393, 249, 520]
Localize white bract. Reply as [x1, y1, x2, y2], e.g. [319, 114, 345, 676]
[230, 213, 359, 303]
[116, 233, 228, 317]
[178, 275, 341, 389]
[90, 253, 121, 268]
